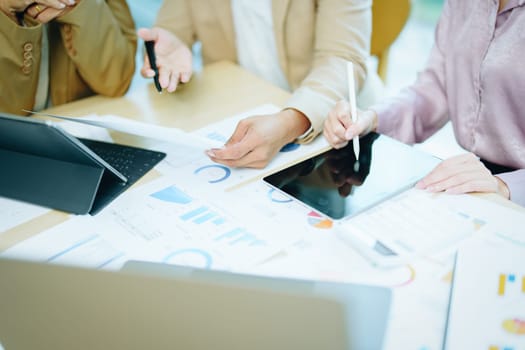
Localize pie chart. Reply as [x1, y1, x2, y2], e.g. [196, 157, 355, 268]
[194, 164, 231, 183]
[307, 211, 333, 229]
[502, 318, 525, 335]
[163, 248, 213, 269]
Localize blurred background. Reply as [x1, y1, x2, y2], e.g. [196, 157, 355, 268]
[384, 0, 444, 96]
[127, 0, 445, 96]
[126, 0, 458, 157]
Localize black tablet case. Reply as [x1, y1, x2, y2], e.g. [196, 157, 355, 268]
[0, 113, 161, 215]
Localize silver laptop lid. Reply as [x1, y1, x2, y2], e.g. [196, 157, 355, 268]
[0, 258, 391, 350]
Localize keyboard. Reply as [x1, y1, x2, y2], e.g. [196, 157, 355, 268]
[79, 138, 166, 184]
[78, 138, 166, 214]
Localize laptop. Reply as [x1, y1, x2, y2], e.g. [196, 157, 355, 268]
[0, 258, 392, 350]
[0, 113, 165, 215]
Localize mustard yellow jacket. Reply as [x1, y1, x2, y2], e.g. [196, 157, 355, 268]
[156, 0, 371, 142]
[0, 0, 137, 116]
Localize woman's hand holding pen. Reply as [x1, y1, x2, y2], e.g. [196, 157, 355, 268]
[138, 27, 193, 93]
[323, 100, 377, 149]
[416, 153, 511, 198]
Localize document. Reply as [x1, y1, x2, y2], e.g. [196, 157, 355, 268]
[335, 189, 476, 267]
[445, 238, 525, 349]
[1, 177, 302, 272]
[57, 116, 113, 142]
[229, 180, 415, 285]
[96, 177, 301, 270]
[437, 192, 525, 241]
[1, 216, 135, 270]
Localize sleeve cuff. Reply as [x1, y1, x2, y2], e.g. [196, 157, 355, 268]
[284, 87, 333, 143]
[294, 125, 314, 144]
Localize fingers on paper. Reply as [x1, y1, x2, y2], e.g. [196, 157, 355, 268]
[206, 121, 270, 168]
[209, 122, 254, 160]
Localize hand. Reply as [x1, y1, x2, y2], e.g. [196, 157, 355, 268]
[25, 0, 77, 23]
[1, 0, 73, 22]
[0, 0, 72, 12]
[137, 27, 193, 93]
[416, 153, 511, 198]
[205, 109, 311, 169]
[323, 100, 377, 149]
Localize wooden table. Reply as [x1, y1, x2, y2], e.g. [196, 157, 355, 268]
[46, 61, 290, 133]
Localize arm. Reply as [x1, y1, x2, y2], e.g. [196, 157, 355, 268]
[324, 0, 453, 147]
[55, 0, 137, 97]
[207, 0, 371, 168]
[372, 0, 452, 144]
[285, 0, 372, 142]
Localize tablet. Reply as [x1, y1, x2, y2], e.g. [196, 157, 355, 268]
[0, 113, 165, 214]
[263, 133, 440, 221]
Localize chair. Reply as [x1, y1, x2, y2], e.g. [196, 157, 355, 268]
[371, 0, 411, 82]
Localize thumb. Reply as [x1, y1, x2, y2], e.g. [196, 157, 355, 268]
[137, 27, 159, 42]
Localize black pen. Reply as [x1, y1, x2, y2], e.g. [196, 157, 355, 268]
[145, 40, 162, 93]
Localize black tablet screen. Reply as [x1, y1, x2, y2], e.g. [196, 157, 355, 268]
[263, 133, 440, 220]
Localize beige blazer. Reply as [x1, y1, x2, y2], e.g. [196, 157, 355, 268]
[157, 0, 371, 142]
[0, 0, 137, 116]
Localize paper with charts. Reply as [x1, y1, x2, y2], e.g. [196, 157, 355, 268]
[1, 177, 301, 272]
[97, 177, 301, 269]
[445, 238, 525, 350]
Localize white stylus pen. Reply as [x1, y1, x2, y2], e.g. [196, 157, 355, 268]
[346, 61, 360, 171]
